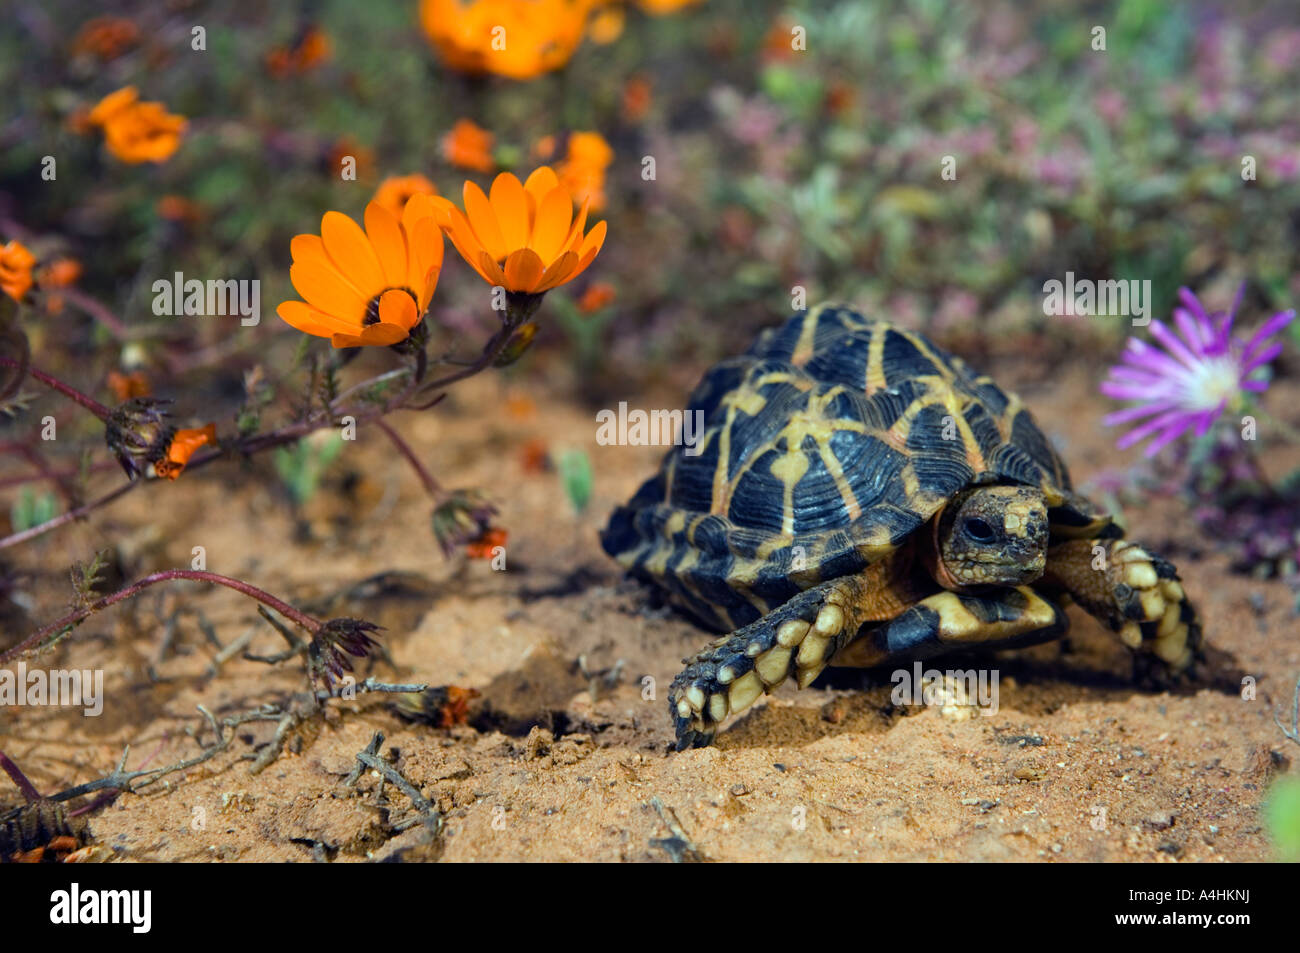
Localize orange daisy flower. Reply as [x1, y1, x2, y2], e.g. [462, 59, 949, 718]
[441, 119, 495, 173]
[0, 240, 37, 302]
[577, 281, 615, 313]
[277, 196, 445, 348]
[154, 425, 217, 480]
[557, 131, 613, 211]
[587, 5, 625, 44]
[71, 16, 139, 61]
[637, 0, 703, 13]
[86, 87, 186, 164]
[372, 174, 439, 217]
[441, 167, 606, 295]
[419, 0, 592, 80]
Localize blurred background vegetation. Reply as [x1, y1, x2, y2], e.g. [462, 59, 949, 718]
[1, 0, 1298, 404]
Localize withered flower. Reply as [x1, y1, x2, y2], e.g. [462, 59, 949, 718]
[309, 618, 383, 689]
[104, 397, 174, 479]
[393, 685, 482, 727]
[432, 488, 498, 557]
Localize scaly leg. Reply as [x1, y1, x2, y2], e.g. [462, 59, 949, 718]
[1042, 538, 1202, 675]
[669, 579, 1064, 749]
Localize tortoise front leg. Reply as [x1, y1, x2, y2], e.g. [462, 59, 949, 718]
[668, 574, 894, 749]
[668, 580, 1064, 749]
[1042, 538, 1202, 674]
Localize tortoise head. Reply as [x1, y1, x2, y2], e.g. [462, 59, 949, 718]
[930, 485, 1049, 589]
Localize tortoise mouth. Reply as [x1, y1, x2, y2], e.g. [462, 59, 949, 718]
[936, 553, 1046, 590]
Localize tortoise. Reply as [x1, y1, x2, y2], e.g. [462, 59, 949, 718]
[601, 304, 1203, 749]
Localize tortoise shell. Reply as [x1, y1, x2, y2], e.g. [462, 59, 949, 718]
[601, 304, 1096, 633]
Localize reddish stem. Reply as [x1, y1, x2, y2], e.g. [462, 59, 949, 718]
[1, 569, 322, 664]
[374, 418, 444, 500]
[0, 750, 43, 802]
[0, 354, 112, 420]
[0, 480, 138, 551]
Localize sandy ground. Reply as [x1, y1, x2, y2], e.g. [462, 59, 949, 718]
[2, 357, 1298, 863]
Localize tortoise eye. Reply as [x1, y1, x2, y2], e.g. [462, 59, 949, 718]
[963, 517, 996, 543]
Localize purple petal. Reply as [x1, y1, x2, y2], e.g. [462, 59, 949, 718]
[1173, 307, 1213, 354]
[1102, 400, 1179, 425]
[1115, 406, 1198, 449]
[1142, 417, 1199, 457]
[1240, 343, 1282, 373]
[1147, 319, 1202, 369]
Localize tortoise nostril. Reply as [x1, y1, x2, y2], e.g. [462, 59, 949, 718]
[963, 518, 996, 543]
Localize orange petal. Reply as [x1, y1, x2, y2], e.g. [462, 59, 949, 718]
[477, 251, 508, 288]
[523, 166, 560, 202]
[534, 250, 579, 292]
[377, 288, 418, 331]
[290, 234, 329, 266]
[503, 248, 546, 293]
[462, 181, 508, 261]
[488, 173, 530, 252]
[578, 219, 607, 260]
[330, 332, 368, 348]
[404, 216, 443, 300]
[277, 300, 356, 337]
[529, 188, 572, 264]
[445, 208, 496, 283]
[321, 211, 385, 296]
[356, 323, 411, 346]
[290, 259, 368, 320]
[562, 196, 592, 253]
[419, 263, 441, 310]
[364, 203, 408, 287]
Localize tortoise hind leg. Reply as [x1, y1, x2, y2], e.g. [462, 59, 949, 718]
[1042, 538, 1202, 675]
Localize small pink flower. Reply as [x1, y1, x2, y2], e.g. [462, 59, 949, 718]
[1101, 285, 1295, 456]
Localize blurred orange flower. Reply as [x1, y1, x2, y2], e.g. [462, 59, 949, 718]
[154, 425, 216, 480]
[156, 194, 203, 224]
[441, 119, 495, 173]
[419, 0, 592, 80]
[637, 0, 703, 13]
[587, 5, 624, 44]
[557, 131, 613, 211]
[464, 526, 507, 559]
[372, 174, 439, 217]
[71, 16, 139, 61]
[266, 25, 332, 76]
[577, 281, 615, 313]
[327, 136, 375, 180]
[277, 196, 445, 348]
[533, 134, 557, 161]
[622, 75, 651, 121]
[0, 240, 36, 302]
[36, 257, 81, 314]
[107, 370, 151, 402]
[37, 258, 81, 289]
[441, 167, 607, 294]
[86, 87, 186, 164]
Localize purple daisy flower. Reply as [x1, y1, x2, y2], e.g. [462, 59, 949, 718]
[1101, 285, 1295, 456]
